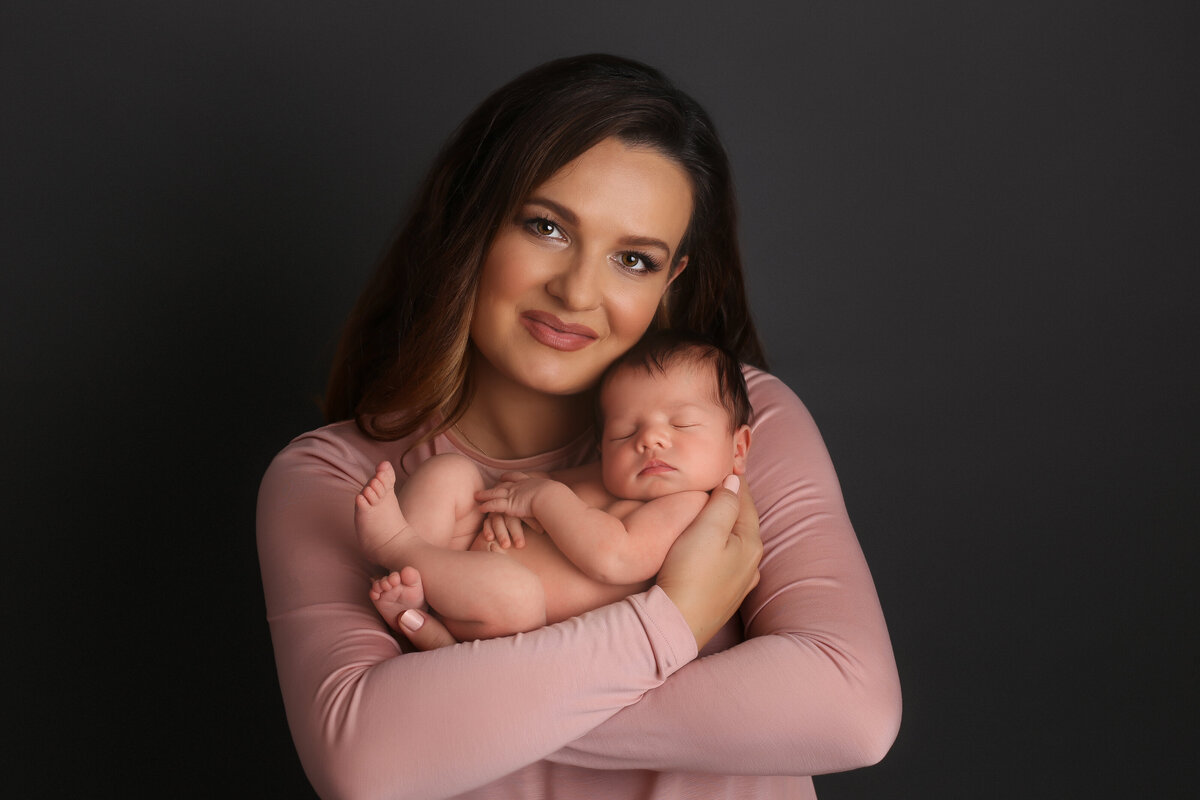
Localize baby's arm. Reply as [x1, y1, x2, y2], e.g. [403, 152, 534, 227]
[478, 478, 708, 584]
[592, 492, 710, 582]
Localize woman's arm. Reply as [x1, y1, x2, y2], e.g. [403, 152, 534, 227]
[257, 428, 710, 800]
[548, 370, 903, 775]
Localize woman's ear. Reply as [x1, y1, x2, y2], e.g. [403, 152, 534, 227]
[731, 424, 752, 475]
[655, 256, 687, 328]
[666, 255, 689, 287]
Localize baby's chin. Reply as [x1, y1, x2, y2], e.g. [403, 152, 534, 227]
[624, 477, 717, 501]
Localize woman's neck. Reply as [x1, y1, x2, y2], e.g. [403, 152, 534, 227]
[456, 359, 594, 460]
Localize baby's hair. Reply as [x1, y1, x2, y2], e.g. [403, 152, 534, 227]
[598, 330, 752, 431]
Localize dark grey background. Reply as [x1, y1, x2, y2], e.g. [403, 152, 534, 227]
[4, 1, 1195, 797]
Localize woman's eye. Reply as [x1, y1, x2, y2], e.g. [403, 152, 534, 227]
[618, 253, 645, 271]
[615, 251, 662, 274]
[528, 218, 565, 240]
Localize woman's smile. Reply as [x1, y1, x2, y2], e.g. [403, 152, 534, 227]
[519, 310, 599, 352]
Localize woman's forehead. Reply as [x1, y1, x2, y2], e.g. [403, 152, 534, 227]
[530, 138, 693, 250]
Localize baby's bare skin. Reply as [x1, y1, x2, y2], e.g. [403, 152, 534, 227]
[357, 354, 751, 641]
[357, 459, 689, 633]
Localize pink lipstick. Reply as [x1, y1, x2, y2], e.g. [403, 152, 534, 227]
[521, 311, 598, 352]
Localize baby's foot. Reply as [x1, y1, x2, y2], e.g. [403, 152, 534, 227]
[355, 461, 416, 563]
[369, 567, 427, 633]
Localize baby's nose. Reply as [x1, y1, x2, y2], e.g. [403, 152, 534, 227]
[637, 426, 669, 450]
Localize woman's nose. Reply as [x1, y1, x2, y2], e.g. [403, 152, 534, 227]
[546, 252, 601, 311]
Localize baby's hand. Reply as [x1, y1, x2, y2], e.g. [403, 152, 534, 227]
[476, 475, 555, 527]
[481, 512, 528, 550]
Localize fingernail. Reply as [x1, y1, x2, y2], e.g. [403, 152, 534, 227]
[722, 474, 740, 492]
[400, 609, 424, 631]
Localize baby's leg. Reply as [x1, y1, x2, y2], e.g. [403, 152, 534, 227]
[393, 541, 547, 640]
[356, 456, 484, 568]
[371, 562, 546, 641]
[395, 454, 487, 551]
[357, 457, 544, 639]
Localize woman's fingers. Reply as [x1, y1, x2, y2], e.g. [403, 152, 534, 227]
[657, 474, 763, 649]
[730, 477, 764, 589]
[396, 608, 458, 651]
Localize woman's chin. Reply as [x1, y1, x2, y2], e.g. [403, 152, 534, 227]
[510, 361, 608, 398]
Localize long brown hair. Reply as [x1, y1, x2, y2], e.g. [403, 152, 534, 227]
[325, 54, 767, 440]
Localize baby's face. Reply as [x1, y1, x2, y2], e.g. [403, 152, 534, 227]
[599, 361, 749, 501]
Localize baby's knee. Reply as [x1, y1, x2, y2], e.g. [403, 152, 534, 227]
[424, 454, 486, 493]
[400, 454, 484, 507]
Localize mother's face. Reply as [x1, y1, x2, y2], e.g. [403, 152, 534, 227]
[470, 137, 693, 397]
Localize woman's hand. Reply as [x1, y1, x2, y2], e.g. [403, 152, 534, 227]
[656, 475, 762, 650]
[396, 606, 459, 650]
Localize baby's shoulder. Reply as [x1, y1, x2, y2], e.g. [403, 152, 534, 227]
[556, 465, 617, 509]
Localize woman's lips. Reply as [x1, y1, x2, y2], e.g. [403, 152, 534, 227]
[520, 311, 598, 352]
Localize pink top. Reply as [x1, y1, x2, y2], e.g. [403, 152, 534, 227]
[257, 368, 901, 799]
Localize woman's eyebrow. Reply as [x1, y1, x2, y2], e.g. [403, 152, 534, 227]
[526, 196, 672, 257]
[618, 234, 671, 257]
[526, 197, 578, 225]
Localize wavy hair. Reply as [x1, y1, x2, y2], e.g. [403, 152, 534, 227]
[325, 54, 766, 441]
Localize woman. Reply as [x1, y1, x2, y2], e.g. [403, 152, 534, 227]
[258, 54, 900, 799]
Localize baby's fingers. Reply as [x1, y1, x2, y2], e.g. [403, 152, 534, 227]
[476, 496, 511, 516]
[485, 513, 515, 548]
[475, 484, 512, 503]
[502, 515, 526, 549]
[482, 514, 507, 547]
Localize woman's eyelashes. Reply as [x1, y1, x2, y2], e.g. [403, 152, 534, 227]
[615, 251, 663, 274]
[526, 216, 567, 241]
[523, 215, 664, 275]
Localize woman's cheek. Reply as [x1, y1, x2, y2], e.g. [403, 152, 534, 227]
[612, 287, 665, 338]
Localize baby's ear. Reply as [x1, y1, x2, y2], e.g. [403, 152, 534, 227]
[731, 424, 752, 475]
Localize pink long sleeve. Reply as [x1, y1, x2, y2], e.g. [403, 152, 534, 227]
[257, 425, 699, 799]
[550, 369, 902, 778]
[257, 369, 900, 799]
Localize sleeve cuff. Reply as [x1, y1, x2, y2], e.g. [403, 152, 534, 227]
[627, 586, 699, 678]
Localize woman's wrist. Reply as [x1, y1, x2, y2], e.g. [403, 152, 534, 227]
[656, 476, 762, 650]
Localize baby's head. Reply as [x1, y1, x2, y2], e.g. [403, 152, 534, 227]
[597, 331, 752, 501]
